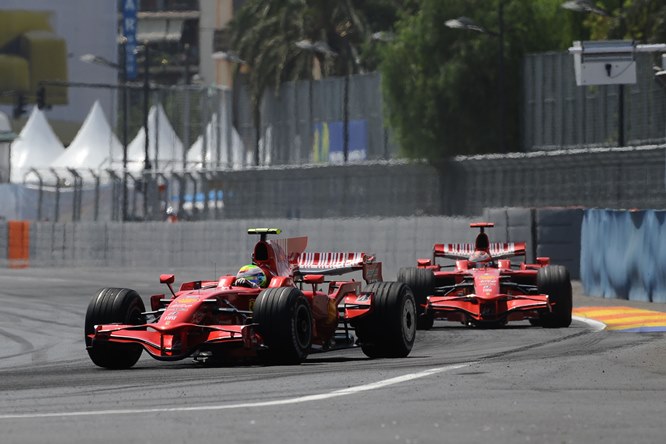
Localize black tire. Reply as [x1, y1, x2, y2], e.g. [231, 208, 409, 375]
[537, 265, 573, 328]
[253, 287, 312, 365]
[355, 282, 416, 359]
[397, 267, 435, 330]
[85, 288, 145, 369]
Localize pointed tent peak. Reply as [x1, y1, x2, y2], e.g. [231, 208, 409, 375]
[155, 102, 167, 118]
[20, 106, 60, 141]
[20, 105, 41, 133]
[50, 100, 123, 171]
[17, 106, 64, 149]
[186, 112, 245, 169]
[10, 106, 65, 182]
[126, 103, 184, 171]
[87, 100, 106, 121]
[70, 100, 120, 145]
[143, 103, 170, 127]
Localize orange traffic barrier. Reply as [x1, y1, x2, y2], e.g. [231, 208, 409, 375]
[7, 220, 30, 268]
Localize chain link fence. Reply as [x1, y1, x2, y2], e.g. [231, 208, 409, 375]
[3, 144, 665, 222]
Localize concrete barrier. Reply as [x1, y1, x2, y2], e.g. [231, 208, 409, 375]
[21, 217, 479, 278]
[536, 208, 584, 279]
[483, 208, 537, 263]
[0, 221, 7, 268]
[7, 209, 585, 282]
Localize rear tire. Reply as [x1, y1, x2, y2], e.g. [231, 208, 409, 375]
[253, 287, 312, 364]
[537, 265, 572, 328]
[85, 288, 145, 369]
[355, 282, 416, 359]
[397, 267, 435, 330]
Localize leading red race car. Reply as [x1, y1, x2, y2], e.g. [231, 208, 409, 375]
[398, 222, 572, 330]
[85, 228, 416, 369]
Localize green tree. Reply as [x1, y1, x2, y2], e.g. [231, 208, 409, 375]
[569, 0, 666, 42]
[380, 0, 581, 159]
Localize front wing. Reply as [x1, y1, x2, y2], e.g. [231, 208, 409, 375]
[88, 322, 261, 361]
[427, 294, 550, 324]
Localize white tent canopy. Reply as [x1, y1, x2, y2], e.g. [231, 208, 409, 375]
[187, 112, 245, 169]
[50, 100, 123, 173]
[127, 103, 184, 172]
[10, 106, 65, 183]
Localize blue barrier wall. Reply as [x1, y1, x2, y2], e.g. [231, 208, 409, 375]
[581, 209, 666, 303]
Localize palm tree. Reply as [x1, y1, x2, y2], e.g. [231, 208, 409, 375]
[229, 0, 411, 163]
[230, 0, 310, 163]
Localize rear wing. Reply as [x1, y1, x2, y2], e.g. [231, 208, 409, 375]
[434, 242, 526, 260]
[290, 252, 382, 283]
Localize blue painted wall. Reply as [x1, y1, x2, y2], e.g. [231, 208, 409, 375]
[581, 209, 666, 303]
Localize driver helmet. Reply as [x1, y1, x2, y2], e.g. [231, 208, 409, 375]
[236, 264, 267, 287]
[468, 251, 493, 268]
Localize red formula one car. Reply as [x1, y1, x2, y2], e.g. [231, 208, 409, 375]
[397, 222, 572, 330]
[85, 228, 416, 369]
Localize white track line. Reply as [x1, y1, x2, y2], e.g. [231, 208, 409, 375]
[573, 315, 606, 332]
[0, 363, 472, 420]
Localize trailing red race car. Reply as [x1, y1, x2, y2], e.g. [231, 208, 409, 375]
[85, 228, 416, 369]
[398, 222, 572, 330]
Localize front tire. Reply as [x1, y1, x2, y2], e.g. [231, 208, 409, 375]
[355, 282, 416, 359]
[537, 265, 573, 328]
[397, 267, 435, 330]
[85, 288, 145, 369]
[253, 287, 312, 365]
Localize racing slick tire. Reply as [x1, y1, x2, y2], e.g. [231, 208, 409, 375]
[85, 288, 146, 369]
[253, 287, 312, 365]
[397, 267, 435, 330]
[537, 265, 573, 328]
[354, 282, 416, 359]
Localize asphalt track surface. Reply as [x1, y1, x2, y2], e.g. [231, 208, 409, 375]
[1, 267, 666, 444]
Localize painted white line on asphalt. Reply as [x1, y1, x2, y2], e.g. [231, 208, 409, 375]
[0, 363, 473, 420]
[573, 315, 606, 332]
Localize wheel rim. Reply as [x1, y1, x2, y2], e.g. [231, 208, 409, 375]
[402, 297, 416, 343]
[294, 304, 311, 349]
[129, 307, 143, 325]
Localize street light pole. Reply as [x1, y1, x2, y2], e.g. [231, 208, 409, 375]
[343, 72, 350, 162]
[142, 42, 152, 220]
[79, 47, 129, 221]
[143, 43, 151, 173]
[445, 3, 507, 153]
[294, 40, 339, 161]
[120, 37, 129, 222]
[498, 0, 506, 153]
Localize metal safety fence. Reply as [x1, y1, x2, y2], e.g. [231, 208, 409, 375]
[2, 144, 665, 223]
[523, 52, 666, 151]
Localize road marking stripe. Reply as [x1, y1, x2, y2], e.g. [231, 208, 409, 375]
[0, 363, 472, 420]
[572, 315, 606, 331]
